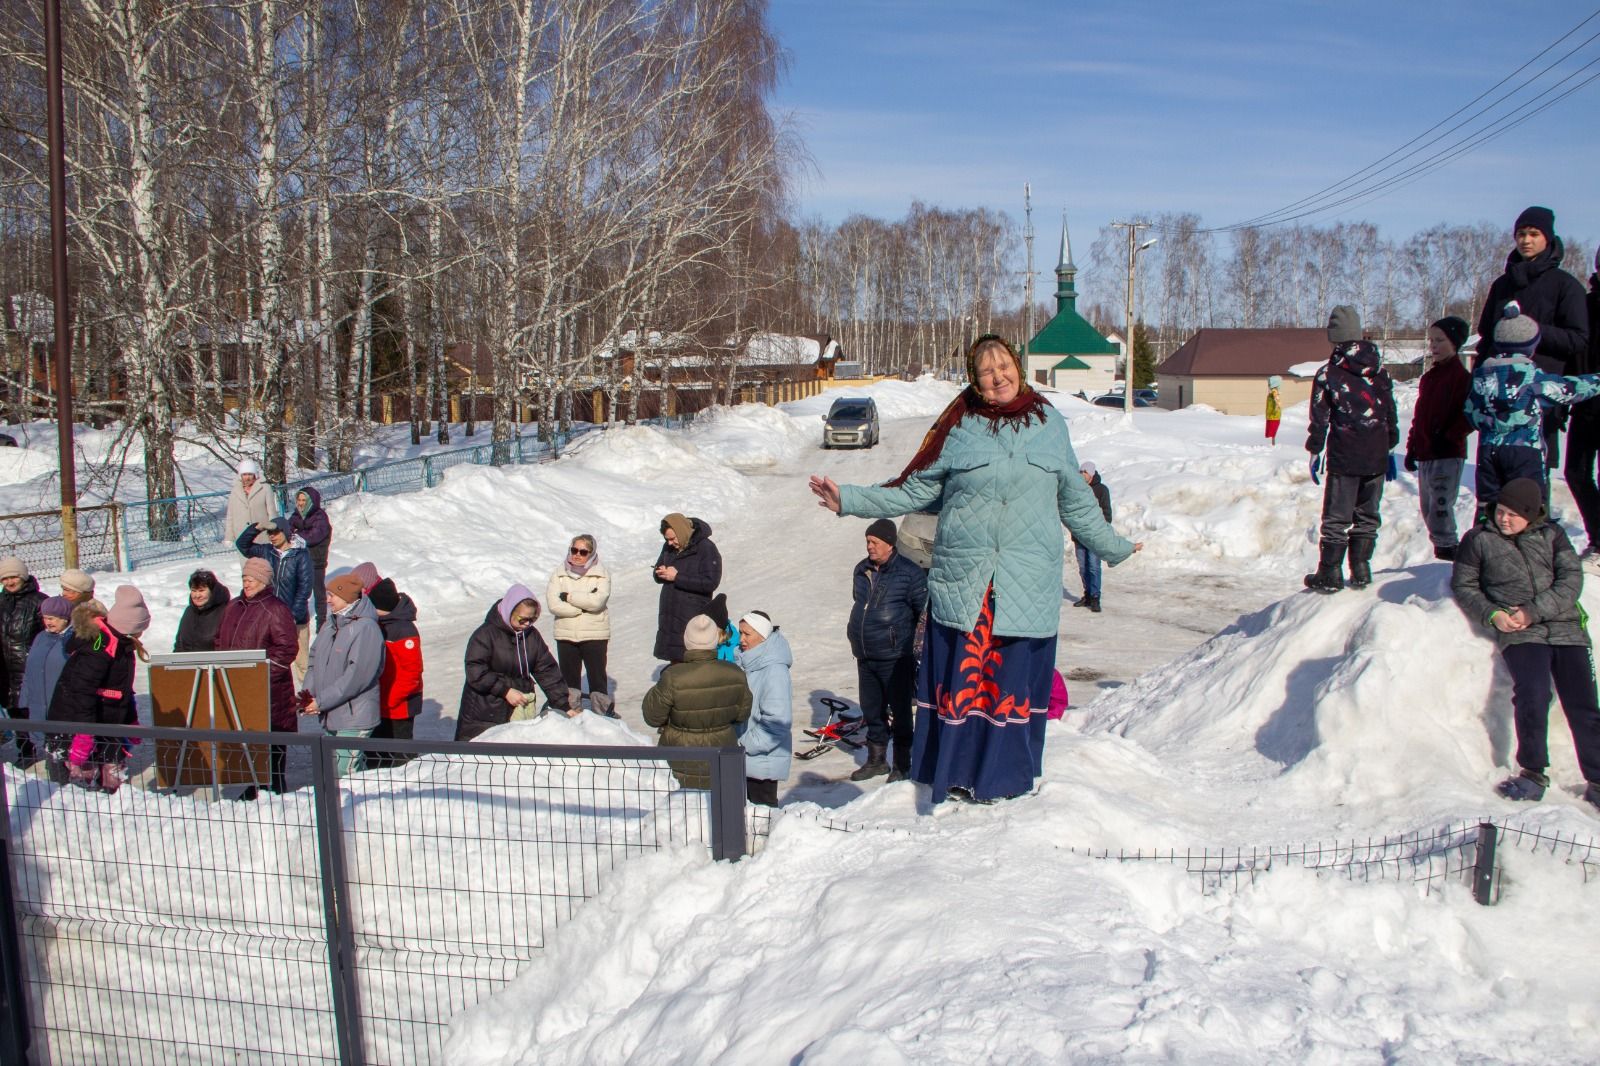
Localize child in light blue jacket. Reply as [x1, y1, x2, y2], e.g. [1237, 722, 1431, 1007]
[734, 611, 792, 807]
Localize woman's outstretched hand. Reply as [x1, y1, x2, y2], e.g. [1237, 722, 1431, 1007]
[809, 475, 842, 514]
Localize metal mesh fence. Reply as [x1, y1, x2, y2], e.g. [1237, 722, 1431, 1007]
[0, 504, 122, 582]
[0, 722, 746, 1065]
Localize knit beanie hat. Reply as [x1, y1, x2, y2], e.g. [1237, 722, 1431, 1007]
[1514, 205, 1555, 244]
[706, 592, 730, 631]
[1267, 375, 1282, 389]
[349, 562, 381, 590]
[1080, 461, 1098, 477]
[1493, 304, 1540, 356]
[107, 585, 151, 637]
[660, 513, 693, 546]
[242, 557, 274, 587]
[1326, 305, 1362, 345]
[59, 569, 94, 595]
[865, 518, 897, 546]
[326, 574, 365, 603]
[237, 458, 263, 478]
[40, 595, 72, 620]
[1497, 478, 1544, 523]
[367, 577, 400, 613]
[1430, 316, 1470, 353]
[0, 556, 27, 580]
[739, 610, 774, 640]
[683, 614, 720, 652]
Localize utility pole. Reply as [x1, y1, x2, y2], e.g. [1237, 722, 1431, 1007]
[1022, 184, 1035, 358]
[45, 0, 78, 567]
[1110, 220, 1155, 416]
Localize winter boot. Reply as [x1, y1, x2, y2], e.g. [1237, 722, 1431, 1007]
[1584, 783, 1600, 814]
[1495, 769, 1549, 802]
[1071, 595, 1090, 608]
[849, 743, 890, 781]
[1087, 596, 1102, 613]
[1432, 544, 1457, 562]
[1346, 538, 1375, 590]
[1303, 542, 1346, 594]
[590, 692, 619, 719]
[568, 687, 585, 713]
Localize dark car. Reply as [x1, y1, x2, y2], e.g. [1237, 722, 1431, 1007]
[1091, 393, 1155, 409]
[822, 397, 880, 448]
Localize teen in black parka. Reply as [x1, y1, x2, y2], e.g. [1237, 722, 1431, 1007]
[652, 514, 722, 663]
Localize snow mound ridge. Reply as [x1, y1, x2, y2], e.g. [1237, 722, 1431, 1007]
[1078, 560, 1599, 810]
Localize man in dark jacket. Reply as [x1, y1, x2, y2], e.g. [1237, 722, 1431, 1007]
[455, 585, 568, 741]
[652, 513, 722, 663]
[288, 486, 333, 628]
[0, 556, 45, 717]
[214, 557, 300, 792]
[1451, 478, 1600, 811]
[846, 519, 928, 781]
[1476, 206, 1591, 471]
[1304, 305, 1399, 594]
[1568, 245, 1600, 562]
[642, 614, 752, 789]
[1071, 463, 1114, 613]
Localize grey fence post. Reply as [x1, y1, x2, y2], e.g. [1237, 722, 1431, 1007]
[311, 737, 366, 1065]
[0, 770, 34, 1063]
[708, 746, 748, 863]
[1472, 821, 1498, 906]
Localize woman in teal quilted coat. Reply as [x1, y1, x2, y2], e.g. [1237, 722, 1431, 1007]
[810, 335, 1140, 802]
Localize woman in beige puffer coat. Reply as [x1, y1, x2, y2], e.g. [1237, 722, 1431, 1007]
[546, 534, 614, 716]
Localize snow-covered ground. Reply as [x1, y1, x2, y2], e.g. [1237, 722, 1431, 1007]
[6, 375, 1600, 1063]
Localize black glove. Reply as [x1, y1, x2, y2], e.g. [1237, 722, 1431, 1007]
[1403, 453, 1418, 473]
[558, 592, 568, 602]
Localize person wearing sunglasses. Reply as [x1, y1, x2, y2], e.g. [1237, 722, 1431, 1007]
[454, 584, 571, 740]
[547, 535, 614, 717]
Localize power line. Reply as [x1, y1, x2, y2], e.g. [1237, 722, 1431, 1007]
[1180, 6, 1600, 235]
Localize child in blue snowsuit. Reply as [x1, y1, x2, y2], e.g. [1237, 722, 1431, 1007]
[1467, 304, 1600, 519]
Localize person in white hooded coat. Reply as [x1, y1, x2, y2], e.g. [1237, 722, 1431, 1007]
[224, 458, 276, 544]
[734, 611, 793, 806]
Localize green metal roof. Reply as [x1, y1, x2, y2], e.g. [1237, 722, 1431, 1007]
[1050, 355, 1093, 370]
[1026, 310, 1118, 356]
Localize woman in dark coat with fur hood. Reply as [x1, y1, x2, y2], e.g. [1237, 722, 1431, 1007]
[455, 584, 570, 741]
[652, 513, 722, 663]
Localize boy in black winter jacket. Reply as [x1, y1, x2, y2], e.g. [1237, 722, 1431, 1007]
[1304, 305, 1399, 593]
[1451, 478, 1600, 810]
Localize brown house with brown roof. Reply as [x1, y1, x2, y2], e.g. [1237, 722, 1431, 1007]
[1156, 328, 1333, 415]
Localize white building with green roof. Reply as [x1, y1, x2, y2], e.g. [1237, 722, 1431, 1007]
[1023, 214, 1120, 395]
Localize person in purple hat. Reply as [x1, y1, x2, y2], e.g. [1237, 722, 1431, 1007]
[454, 585, 569, 740]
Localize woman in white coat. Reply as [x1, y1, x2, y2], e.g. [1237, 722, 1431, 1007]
[224, 458, 275, 544]
[735, 610, 793, 807]
[546, 534, 613, 716]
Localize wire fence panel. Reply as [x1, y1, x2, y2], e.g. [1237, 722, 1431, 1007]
[357, 460, 426, 498]
[120, 493, 230, 573]
[335, 739, 724, 1064]
[0, 723, 749, 1065]
[0, 504, 122, 581]
[2, 727, 339, 1065]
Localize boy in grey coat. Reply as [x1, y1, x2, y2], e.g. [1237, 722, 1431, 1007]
[304, 574, 385, 776]
[1451, 478, 1600, 809]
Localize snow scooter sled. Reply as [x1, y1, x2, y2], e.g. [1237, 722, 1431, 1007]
[795, 697, 865, 760]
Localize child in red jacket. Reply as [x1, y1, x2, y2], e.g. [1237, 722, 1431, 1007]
[367, 577, 423, 768]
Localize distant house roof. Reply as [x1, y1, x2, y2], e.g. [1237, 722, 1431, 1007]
[1158, 328, 1329, 377]
[1051, 355, 1093, 370]
[1027, 311, 1119, 357]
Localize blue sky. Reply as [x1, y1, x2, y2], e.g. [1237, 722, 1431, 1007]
[768, 0, 1600, 256]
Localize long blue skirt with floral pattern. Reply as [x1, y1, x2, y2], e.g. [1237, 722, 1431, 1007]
[911, 591, 1055, 803]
